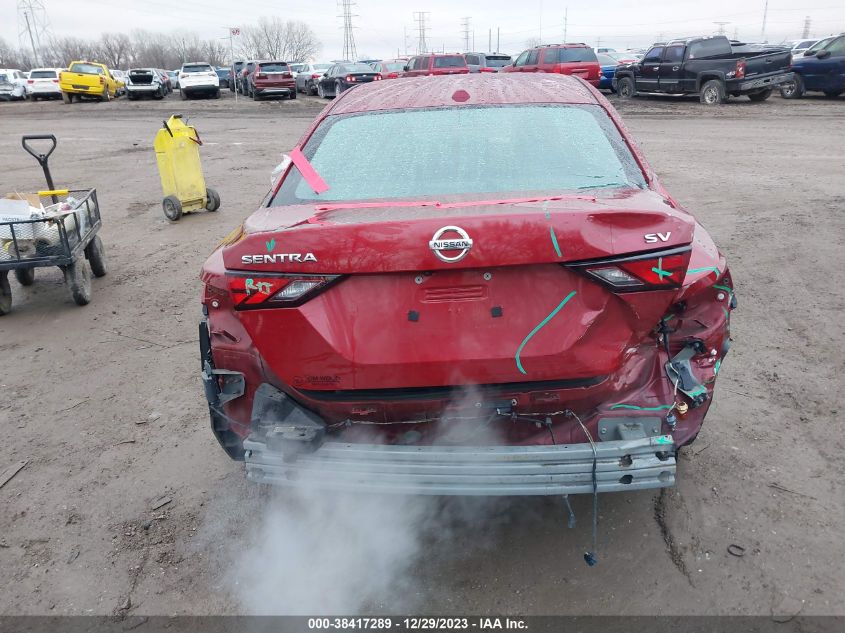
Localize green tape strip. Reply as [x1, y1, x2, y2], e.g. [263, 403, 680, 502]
[723, 307, 729, 319]
[687, 386, 707, 397]
[651, 257, 672, 280]
[549, 226, 563, 258]
[688, 266, 721, 278]
[515, 291, 577, 376]
[714, 359, 721, 375]
[609, 404, 673, 411]
[713, 284, 733, 294]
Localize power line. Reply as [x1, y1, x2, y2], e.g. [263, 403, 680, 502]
[413, 11, 430, 55]
[338, 0, 358, 61]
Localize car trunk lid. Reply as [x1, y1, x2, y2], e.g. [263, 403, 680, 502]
[213, 190, 697, 392]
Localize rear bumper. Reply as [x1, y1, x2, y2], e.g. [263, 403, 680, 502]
[255, 86, 295, 94]
[736, 71, 794, 92]
[243, 434, 676, 496]
[126, 84, 160, 93]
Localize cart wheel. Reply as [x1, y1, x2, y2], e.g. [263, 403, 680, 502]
[85, 235, 108, 277]
[14, 267, 36, 286]
[63, 259, 92, 306]
[163, 196, 183, 221]
[0, 272, 11, 316]
[205, 188, 221, 212]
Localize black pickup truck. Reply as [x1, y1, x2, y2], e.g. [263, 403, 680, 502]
[613, 35, 794, 104]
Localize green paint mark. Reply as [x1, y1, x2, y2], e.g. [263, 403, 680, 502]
[550, 226, 563, 258]
[723, 307, 729, 319]
[714, 359, 721, 375]
[655, 435, 674, 445]
[662, 313, 677, 322]
[515, 291, 577, 375]
[651, 257, 672, 280]
[713, 284, 733, 294]
[265, 238, 276, 253]
[687, 386, 706, 397]
[688, 266, 721, 278]
[610, 403, 673, 411]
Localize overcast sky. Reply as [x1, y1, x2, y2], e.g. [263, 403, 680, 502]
[3, 0, 843, 59]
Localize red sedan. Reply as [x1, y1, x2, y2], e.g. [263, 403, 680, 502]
[200, 74, 734, 497]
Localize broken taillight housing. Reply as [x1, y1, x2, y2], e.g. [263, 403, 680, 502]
[568, 246, 691, 291]
[227, 274, 342, 309]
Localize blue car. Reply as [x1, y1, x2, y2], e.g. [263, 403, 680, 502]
[597, 53, 619, 91]
[781, 34, 845, 98]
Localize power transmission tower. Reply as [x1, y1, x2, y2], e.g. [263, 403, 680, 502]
[338, 0, 358, 62]
[17, 0, 52, 66]
[713, 21, 730, 36]
[461, 17, 471, 52]
[563, 7, 568, 43]
[801, 16, 811, 39]
[414, 12, 430, 54]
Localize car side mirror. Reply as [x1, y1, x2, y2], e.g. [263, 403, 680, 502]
[816, 50, 831, 59]
[403, 65, 409, 72]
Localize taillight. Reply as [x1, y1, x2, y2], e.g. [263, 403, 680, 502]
[99, 76, 105, 85]
[311, 73, 320, 79]
[256, 73, 267, 79]
[227, 274, 341, 309]
[480, 67, 496, 73]
[568, 246, 691, 291]
[345, 75, 355, 82]
[387, 72, 398, 79]
[51, 79, 58, 83]
[736, 60, 746, 79]
[374, 73, 382, 80]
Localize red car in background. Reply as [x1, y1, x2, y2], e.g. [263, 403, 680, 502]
[248, 61, 296, 100]
[371, 59, 408, 79]
[200, 74, 734, 496]
[504, 43, 601, 87]
[400, 54, 470, 77]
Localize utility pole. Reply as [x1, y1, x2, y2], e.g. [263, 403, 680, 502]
[461, 17, 471, 53]
[488, 28, 491, 53]
[414, 12, 430, 55]
[17, 0, 52, 66]
[801, 16, 811, 39]
[563, 8, 568, 43]
[404, 26, 410, 55]
[713, 21, 729, 36]
[227, 27, 240, 102]
[761, 0, 769, 41]
[497, 27, 500, 52]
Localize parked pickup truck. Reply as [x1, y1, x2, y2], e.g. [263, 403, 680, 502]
[613, 35, 793, 104]
[59, 61, 120, 103]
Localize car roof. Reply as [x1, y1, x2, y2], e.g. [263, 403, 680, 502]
[535, 43, 591, 49]
[327, 74, 599, 116]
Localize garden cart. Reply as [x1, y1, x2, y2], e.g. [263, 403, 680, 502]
[153, 114, 220, 221]
[0, 134, 107, 315]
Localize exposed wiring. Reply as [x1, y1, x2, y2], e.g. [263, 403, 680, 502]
[567, 409, 599, 566]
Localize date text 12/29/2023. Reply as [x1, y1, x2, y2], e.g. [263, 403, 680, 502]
[307, 618, 528, 630]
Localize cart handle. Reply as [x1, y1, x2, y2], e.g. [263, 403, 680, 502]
[162, 119, 173, 137]
[189, 129, 203, 146]
[21, 134, 58, 166]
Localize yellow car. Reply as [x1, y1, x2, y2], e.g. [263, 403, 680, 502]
[59, 61, 121, 103]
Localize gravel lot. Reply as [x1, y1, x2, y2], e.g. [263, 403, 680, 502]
[0, 89, 843, 619]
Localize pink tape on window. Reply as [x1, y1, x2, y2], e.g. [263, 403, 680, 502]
[289, 147, 329, 195]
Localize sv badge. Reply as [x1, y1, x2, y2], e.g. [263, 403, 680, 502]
[644, 232, 671, 243]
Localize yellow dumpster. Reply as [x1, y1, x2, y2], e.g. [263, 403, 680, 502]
[153, 115, 220, 221]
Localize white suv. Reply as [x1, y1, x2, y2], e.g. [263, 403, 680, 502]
[25, 68, 63, 100]
[178, 62, 220, 99]
[0, 68, 28, 100]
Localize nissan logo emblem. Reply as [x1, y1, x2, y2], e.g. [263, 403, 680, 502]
[429, 226, 473, 263]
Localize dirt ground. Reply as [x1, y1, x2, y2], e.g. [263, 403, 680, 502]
[0, 89, 843, 619]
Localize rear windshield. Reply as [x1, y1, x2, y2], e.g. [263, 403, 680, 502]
[258, 63, 289, 72]
[553, 48, 598, 63]
[485, 56, 512, 67]
[383, 62, 406, 71]
[344, 63, 375, 73]
[273, 105, 646, 204]
[29, 70, 57, 78]
[314, 64, 331, 71]
[69, 63, 104, 75]
[182, 64, 213, 73]
[215, 69, 228, 77]
[433, 56, 467, 68]
[0, 74, 8, 83]
[290, 64, 305, 72]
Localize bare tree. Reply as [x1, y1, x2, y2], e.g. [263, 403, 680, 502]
[239, 18, 320, 61]
[45, 37, 101, 67]
[0, 37, 33, 69]
[98, 33, 133, 69]
[204, 40, 227, 66]
[524, 37, 541, 49]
